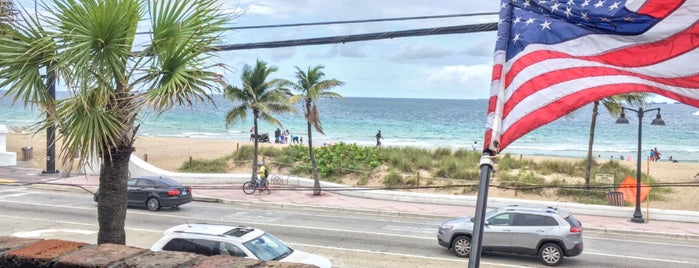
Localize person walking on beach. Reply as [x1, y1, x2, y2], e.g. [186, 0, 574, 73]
[376, 130, 383, 147]
[274, 128, 281, 144]
[249, 126, 255, 142]
[653, 147, 662, 161]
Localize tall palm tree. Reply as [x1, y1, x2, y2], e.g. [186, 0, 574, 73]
[223, 59, 294, 180]
[0, 0, 228, 245]
[584, 93, 647, 189]
[288, 65, 344, 195]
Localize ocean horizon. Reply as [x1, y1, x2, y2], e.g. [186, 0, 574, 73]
[2, 91, 699, 162]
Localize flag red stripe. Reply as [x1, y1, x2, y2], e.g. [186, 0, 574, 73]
[503, 66, 699, 118]
[498, 82, 696, 150]
[579, 21, 699, 67]
[636, 0, 684, 18]
[504, 22, 699, 88]
[491, 64, 503, 82]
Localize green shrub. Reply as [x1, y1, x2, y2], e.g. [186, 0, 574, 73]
[432, 147, 453, 158]
[179, 158, 228, 173]
[381, 147, 433, 172]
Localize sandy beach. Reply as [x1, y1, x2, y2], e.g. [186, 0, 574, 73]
[5, 132, 699, 211]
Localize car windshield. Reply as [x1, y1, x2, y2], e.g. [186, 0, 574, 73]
[470, 209, 498, 223]
[242, 233, 292, 261]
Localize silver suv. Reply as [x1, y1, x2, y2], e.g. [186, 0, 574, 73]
[437, 205, 583, 266]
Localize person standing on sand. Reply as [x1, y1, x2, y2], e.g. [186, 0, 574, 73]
[653, 147, 662, 161]
[376, 130, 383, 147]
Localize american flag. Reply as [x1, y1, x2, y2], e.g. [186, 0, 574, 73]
[484, 0, 699, 153]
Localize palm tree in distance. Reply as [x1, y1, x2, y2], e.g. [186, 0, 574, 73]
[288, 65, 344, 195]
[584, 93, 647, 189]
[223, 59, 294, 181]
[0, 0, 228, 245]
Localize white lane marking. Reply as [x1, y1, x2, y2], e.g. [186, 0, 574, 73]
[0, 192, 31, 198]
[13, 229, 96, 238]
[584, 252, 695, 264]
[0, 214, 163, 234]
[287, 243, 527, 268]
[586, 236, 699, 248]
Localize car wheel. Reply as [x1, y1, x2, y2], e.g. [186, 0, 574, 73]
[146, 197, 161, 211]
[450, 236, 471, 258]
[539, 243, 563, 266]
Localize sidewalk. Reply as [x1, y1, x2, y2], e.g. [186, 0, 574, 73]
[40, 171, 699, 241]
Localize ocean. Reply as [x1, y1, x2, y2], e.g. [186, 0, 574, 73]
[2, 92, 699, 162]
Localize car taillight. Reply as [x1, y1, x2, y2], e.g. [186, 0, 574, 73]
[570, 226, 582, 233]
[167, 189, 181, 196]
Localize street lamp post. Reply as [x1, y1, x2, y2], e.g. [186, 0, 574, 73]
[615, 107, 665, 223]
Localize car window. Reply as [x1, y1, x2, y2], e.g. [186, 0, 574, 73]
[136, 179, 156, 187]
[219, 242, 247, 257]
[243, 233, 291, 261]
[127, 179, 137, 187]
[162, 238, 217, 256]
[543, 216, 559, 226]
[564, 215, 582, 227]
[488, 213, 513, 226]
[514, 213, 555, 226]
[157, 177, 182, 186]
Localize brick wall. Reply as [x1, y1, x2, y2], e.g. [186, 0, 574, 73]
[0, 236, 315, 267]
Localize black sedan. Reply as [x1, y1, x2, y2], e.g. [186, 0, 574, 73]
[93, 176, 192, 211]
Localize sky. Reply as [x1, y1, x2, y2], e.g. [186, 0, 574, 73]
[212, 0, 501, 100]
[11, 0, 673, 102]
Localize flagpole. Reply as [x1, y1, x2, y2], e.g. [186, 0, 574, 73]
[468, 155, 495, 268]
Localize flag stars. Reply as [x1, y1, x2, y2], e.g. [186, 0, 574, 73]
[567, 0, 575, 5]
[581, 0, 591, 8]
[581, 12, 590, 21]
[525, 17, 536, 25]
[513, 16, 522, 24]
[564, 7, 574, 18]
[609, 1, 620, 10]
[512, 33, 521, 43]
[540, 20, 552, 30]
[523, 0, 532, 8]
[551, 2, 561, 12]
[594, 0, 605, 8]
[623, 16, 634, 21]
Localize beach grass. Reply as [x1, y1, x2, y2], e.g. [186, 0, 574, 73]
[176, 143, 671, 205]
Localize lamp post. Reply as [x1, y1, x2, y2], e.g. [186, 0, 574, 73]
[615, 107, 665, 223]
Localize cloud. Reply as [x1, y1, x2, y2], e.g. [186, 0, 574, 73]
[426, 64, 492, 99]
[391, 43, 452, 61]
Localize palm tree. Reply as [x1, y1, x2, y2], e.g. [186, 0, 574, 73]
[223, 59, 294, 180]
[0, 0, 228, 245]
[288, 65, 344, 195]
[584, 93, 647, 189]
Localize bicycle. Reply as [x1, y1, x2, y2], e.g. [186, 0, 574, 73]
[242, 176, 270, 195]
[270, 174, 300, 186]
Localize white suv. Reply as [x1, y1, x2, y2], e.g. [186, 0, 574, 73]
[151, 223, 331, 268]
[437, 205, 583, 266]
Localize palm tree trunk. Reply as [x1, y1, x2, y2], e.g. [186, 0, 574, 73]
[306, 102, 321, 195]
[252, 112, 259, 182]
[584, 101, 600, 190]
[97, 144, 132, 245]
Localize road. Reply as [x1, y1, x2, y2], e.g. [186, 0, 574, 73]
[1, 187, 698, 267]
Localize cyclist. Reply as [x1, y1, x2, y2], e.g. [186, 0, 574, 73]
[257, 161, 270, 194]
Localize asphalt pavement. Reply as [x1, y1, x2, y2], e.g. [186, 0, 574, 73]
[2, 163, 699, 241]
